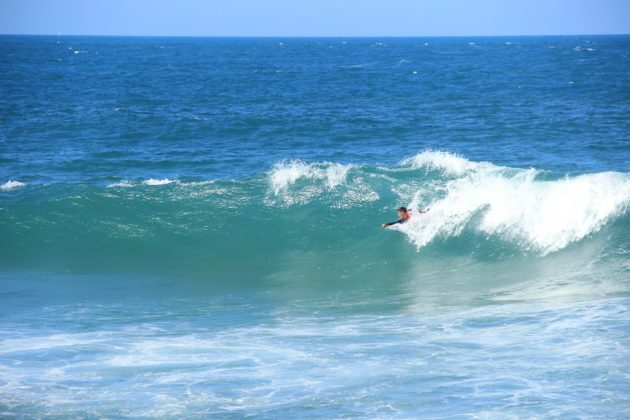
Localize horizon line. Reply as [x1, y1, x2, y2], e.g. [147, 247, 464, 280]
[1, 32, 629, 39]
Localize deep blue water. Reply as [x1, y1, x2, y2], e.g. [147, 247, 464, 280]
[0, 35, 629, 418]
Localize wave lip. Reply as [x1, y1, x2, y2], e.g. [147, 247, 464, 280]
[105, 178, 177, 188]
[400, 151, 498, 176]
[269, 160, 352, 195]
[106, 180, 134, 188]
[266, 160, 377, 207]
[1, 180, 26, 191]
[106, 179, 217, 188]
[143, 178, 177, 186]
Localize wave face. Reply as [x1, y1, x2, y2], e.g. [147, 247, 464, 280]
[2, 152, 629, 295]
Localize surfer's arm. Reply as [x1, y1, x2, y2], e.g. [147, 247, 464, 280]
[382, 219, 405, 228]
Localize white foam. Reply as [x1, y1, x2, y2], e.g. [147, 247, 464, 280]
[184, 180, 217, 186]
[106, 179, 218, 189]
[106, 180, 134, 188]
[269, 160, 351, 195]
[269, 160, 315, 194]
[1, 180, 26, 191]
[400, 159, 630, 254]
[400, 151, 497, 176]
[143, 178, 176, 186]
[325, 163, 352, 189]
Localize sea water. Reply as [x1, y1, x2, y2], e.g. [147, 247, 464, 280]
[1, 35, 629, 418]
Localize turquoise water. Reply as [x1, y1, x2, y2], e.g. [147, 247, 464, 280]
[1, 35, 629, 417]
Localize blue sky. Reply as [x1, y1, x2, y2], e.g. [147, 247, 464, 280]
[1, 0, 629, 37]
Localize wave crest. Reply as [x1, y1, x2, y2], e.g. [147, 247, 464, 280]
[269, 160, 352, 195]
[401, 163, 630, 254]
[262, 152, 630, 253]
[1, 180, 26, 191]
[400, 151, 497, 176]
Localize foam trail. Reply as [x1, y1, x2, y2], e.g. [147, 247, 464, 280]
[143, 178, 176, 186]
[106, 180, 134, 188]
[1, 180, 26, 191]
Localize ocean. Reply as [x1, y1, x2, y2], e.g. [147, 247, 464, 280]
[1, 35, 629, 418]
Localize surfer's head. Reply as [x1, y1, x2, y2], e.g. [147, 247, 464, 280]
[397, 207, 408, 218]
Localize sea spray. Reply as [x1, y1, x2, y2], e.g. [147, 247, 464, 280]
[400, 153, 630, 254]
[1, 180, 26, 191]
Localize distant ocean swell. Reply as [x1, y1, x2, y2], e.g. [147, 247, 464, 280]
[1, 151, 629, 278]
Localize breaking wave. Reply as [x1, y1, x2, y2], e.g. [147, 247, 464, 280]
[1, 152, 628, 278]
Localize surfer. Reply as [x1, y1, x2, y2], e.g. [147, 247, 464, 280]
[382, 206, 428, 228]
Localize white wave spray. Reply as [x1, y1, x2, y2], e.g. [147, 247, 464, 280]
[400, 152, 630, 254]
[1, 180, 26, 191]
